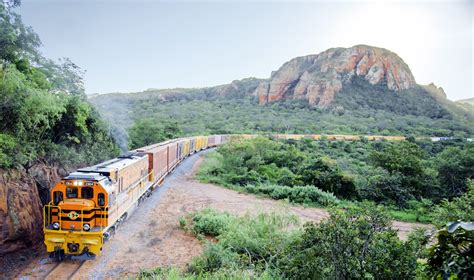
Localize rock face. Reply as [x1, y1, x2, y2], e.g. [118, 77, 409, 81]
[255, 45, 416, 106]
[0, 163, 63, 255]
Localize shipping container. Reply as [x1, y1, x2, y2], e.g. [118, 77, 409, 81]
[137, 145, 169, 183]
[208, 135, 216, 147]
[167, 143, 178, 170]
[190, 138, 196, 154]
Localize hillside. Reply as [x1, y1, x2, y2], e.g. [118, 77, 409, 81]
[89, 46, 473, 150]
[456, 97, 474, 106]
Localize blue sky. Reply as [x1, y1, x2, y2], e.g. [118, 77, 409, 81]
[17, 0, 473, 101]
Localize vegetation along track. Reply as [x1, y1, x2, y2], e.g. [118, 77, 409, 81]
[13, 146, 432, 279]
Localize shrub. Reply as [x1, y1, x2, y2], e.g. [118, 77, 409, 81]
[187, 209, 298, 276]
[190, 208, 233, 237]
[277, 203, 423, 279]
[431, 180, 474, 228]
[0, 133, 17, 168]
[244, 184, 340, 206]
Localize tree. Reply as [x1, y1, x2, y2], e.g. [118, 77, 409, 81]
[432, 180, 474, 228]
[128, 118, 182, 149]
[370, 142, 429, 200]
[435, 143, 474, 199]
[278, 203, 423, 279]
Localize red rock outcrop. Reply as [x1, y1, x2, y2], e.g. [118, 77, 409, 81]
[0, 163, 63, 255]
[255, 45, 416, 106]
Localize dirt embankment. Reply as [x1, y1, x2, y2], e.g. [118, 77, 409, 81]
[13, 151, 431, 279]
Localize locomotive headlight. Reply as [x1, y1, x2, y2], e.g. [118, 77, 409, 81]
[83, 223, 90, 231]
[52, 222, 60, 230]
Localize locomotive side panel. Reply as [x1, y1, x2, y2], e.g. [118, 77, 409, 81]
[116, 156, 149, 193]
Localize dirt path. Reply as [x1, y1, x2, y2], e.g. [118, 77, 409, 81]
[14, 151, 430, 279]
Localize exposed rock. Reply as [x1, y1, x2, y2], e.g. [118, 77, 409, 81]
[255, 45, 416, 106]
[0, 163, 63, 255]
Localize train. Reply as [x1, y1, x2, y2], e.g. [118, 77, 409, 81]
[43, 133, 469, 260]
[43, 135, 230, 260]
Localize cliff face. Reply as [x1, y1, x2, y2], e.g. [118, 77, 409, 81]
[255, 45, 416, 106]
[0, 163, 63, 255]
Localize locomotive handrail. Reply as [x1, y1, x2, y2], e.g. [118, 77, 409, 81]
[43, 204, 62, 230]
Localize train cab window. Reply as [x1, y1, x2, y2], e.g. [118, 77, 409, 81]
[81, 187, 94, 199]
[53, 191, 63, 205]
[66, 187, 78, 198]
[98, 193, 106, 206]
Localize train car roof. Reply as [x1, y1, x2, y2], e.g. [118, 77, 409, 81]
[136, 138, 179, 152]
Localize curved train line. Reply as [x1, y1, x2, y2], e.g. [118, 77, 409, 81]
[41, 133, 471, 263]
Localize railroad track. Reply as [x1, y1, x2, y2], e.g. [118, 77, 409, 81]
[45, 260, 85, 280]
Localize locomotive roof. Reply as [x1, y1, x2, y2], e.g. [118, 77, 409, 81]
[63, 172, 107, 181]
[78, 153, 147, 173]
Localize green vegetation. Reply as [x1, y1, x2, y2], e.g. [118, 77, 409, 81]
[0, 3, 119, 169]
[139, 206, 429, 279]
[431, 181, 474, 228]
[91, 75, 473, 150]
[197, 137, 474, 222]
[128, 118, 182, 149]
[427, 221, 473, 279]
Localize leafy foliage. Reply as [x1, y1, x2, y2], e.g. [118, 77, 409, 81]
[431, 181, 474, 228]
[427, 222, 473, 279]
[128, 118, 182, 149]
[277, 204, 425, 279]
[0, 3, 119, 168]
[244, 184, 340, 206]
[188, 208, 233, 237]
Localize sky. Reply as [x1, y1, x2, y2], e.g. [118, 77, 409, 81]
[17, 0, 473, 101]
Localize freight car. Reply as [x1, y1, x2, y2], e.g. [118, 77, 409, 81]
[43, 135, 222, 260]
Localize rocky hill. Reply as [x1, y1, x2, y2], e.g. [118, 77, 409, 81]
[255, 45, 416, 106]
[89, 45, 474, 146]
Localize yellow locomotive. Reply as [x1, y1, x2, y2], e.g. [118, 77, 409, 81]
[43, 135, 222, 260]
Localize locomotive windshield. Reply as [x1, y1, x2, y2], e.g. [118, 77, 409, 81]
[66, 187, 78, 198]
[81, 187, 94, 199]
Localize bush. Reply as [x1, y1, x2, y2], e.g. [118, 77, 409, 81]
[186, 209, 298, 276]
[431, 180, 474, 228]
[0, 133, 17, 168]
[427, 222, 473, 279]
[190, 208, 233, 237]
[244, 184, 340, 206]
[277, 203, 425, 279]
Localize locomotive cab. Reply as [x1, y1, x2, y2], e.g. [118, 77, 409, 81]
[44, 172, 111, 260]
